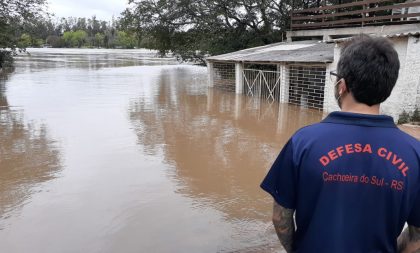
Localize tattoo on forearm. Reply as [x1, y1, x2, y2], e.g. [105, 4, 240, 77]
[398, 226, 420, 253]
[272, 201, 295, 253]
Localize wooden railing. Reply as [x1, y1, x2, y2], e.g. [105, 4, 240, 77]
[291, 0, 420, 30]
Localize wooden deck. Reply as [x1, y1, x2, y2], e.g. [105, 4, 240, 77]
[291, 0, 420, 30]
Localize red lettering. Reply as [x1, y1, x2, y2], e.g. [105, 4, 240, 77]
[386, 151, 392, 160]
[401, 166, 409, 177]
[345, 144, 354, 154]
[328, 150, 338, 160]
[391, 155, 402, 166]
[391, 180, 398, 189]
[362, 144, 372, 153]
[336, 146, 344, 157]
[377, 147, 386, 157]
[398, 162, 406, 170]
[397, 181, 404, 190]
[354, 143, 362, 152]
[320, 156, 330, 166]
[391, 180, 404, 190]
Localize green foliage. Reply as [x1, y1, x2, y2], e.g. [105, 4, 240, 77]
[33, 38, 44, 47]
[398, 108, 420, 124]
[63, 30, 88, 48]
[120, 0, 305, 63]
[62, 31, 73, 47]
[72, 30, 88, 48]
[0, 0, 47, 66]
[94, 33, 105, 48]
[411, 107, 420, 123]
[46, 35, 64, 47]
[115, 31, 137, 49]
[398, 110, 411, 124]
[18, 34, 32, 48]
[119, 0, 410, 63]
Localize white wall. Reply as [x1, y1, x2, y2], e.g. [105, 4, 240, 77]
[382, 36, 420, 120]
[324, 36, 420, 121]
[381, 37, 408, 120]
[323, 43, 340, 112]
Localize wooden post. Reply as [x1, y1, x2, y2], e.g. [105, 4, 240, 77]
[362, 3, 366, 27]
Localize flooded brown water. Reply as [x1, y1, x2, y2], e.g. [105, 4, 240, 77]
[0, 48, 324, 253]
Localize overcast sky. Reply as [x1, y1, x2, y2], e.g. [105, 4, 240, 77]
[48, 0, 129, 21]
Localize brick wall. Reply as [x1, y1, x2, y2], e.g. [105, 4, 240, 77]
[288, 64, 327, 110]
[213, 62, 236, 92]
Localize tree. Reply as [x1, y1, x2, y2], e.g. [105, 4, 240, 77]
[62, 31, 73, 47]
[72, 30, 87, 48]
[94, 33, 105, 48]
[398, 110, 411, 124]
[18, 33, 32, 48]
[115, 31, 137, 49]
[63, 30, 87, 48]
[0, 0, 47, 67]
[122, 0, 298, 63]
[411, 107, 420, 123]
[46, 35, 64, 47]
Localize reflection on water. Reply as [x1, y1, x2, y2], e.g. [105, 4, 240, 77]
[129, 70, 323, 223]
[0, 49, 324, 253]
[0, 70, 62, 227]
[128, 68, 323, 252]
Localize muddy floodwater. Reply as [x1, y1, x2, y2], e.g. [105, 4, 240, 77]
[0, 48, 324, 253]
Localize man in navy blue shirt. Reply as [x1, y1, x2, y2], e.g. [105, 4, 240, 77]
[261, 35, 420, 253]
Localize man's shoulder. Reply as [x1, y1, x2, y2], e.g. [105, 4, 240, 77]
[290, 121, 420, 154]
[291, 122, 330, 140]
[395, 127, 420, 145]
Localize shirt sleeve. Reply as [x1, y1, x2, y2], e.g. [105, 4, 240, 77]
[260, 139, 297, 209]
[407, 187, 420, 227]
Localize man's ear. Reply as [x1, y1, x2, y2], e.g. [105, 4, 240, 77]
[338, 79, 348, 94]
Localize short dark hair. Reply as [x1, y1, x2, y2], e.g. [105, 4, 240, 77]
[337, 34, 400, 106]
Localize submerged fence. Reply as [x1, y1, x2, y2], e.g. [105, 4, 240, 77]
[210, 61, 327, 110]
[243, 69, 282, 103]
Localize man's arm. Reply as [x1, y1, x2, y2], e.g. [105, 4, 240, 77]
[272, 200, 295, 253]
[398, 225, 420, 253]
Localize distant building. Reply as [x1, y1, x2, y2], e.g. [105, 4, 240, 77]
[206, 0, 420, 120]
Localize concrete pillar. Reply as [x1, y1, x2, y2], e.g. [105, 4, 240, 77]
[207, 61, 214, 87]
[234, 94, 243, 120]
[277, 102, 289, 135]
[323, 34, 332, 41]
[207, 87, 214, 112]
[235, 63, 244, 94]
[278, 63, 289, 103]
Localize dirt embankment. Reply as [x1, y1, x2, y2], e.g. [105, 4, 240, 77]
[399, 124, 420, 140]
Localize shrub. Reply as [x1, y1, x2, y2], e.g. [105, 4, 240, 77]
[398, 110, 410, 124]
[411, 107, 420, 123]
[0, 50, 14, 68]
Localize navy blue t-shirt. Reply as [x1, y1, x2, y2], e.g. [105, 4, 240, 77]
[261, 111, 420, 253]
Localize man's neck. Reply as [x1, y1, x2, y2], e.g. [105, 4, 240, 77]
[340, 96, 380, 115]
